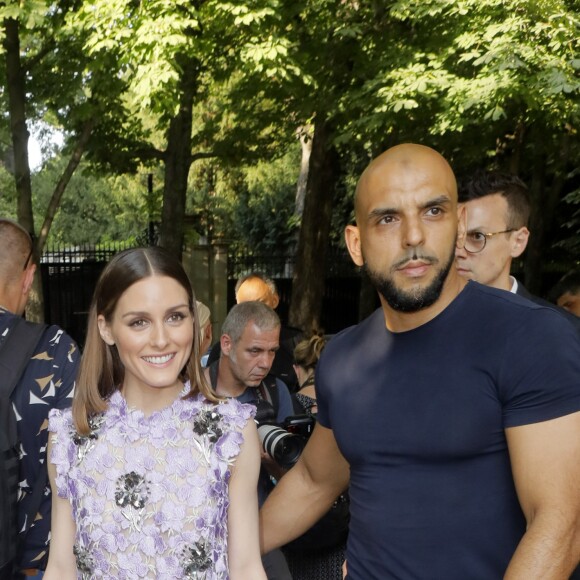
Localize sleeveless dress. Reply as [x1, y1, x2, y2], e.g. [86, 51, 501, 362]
[48, 384, 255, 579]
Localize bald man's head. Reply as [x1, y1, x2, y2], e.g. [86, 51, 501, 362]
[354, 144, 457, 222]
[345, 144, 461, 316]
[0, 218, 36, 314]
[235, 273, 279, 309]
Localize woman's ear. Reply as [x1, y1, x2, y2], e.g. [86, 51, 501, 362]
[97, 315, 115, 346]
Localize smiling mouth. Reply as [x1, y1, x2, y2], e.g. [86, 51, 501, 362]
[143, 354, 175, 364]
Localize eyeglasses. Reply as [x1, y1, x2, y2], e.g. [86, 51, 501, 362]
[463, 229, 515, 254]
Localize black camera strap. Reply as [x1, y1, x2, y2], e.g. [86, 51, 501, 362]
[207, 359, 279, 412]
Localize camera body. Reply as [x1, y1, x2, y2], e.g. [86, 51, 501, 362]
[254, 400, 315, 469]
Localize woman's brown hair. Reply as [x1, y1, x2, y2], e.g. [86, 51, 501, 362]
[293, 331, 327, 371]
[72, 247, 217, 434]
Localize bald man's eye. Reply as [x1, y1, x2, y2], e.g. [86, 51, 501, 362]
[378, 215, 396, 225]
[425, 207, 444, 217]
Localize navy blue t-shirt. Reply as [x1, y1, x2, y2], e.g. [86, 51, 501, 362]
[316, 282, 580, 579]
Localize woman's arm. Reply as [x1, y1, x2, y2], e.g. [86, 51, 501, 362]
[43, 437, 77, 580]
[227, 420, 267, 580]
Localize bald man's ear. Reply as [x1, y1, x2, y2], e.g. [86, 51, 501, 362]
[510, 227, 529, 258]
[345, 224, 364, 267]
[22, 263, 36, 295]
[268, 294, 280, 310]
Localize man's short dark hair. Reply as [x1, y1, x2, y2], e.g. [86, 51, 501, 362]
[550, 270, 580, 303]
[458, 171, 531, 228]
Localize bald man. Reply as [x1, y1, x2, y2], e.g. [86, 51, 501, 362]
[260, 145, 580, 579]
[0, 219, 79, 577]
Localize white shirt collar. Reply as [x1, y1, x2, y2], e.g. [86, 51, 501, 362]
[509, 276, 518, 294]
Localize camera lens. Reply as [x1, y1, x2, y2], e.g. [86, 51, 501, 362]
[258, 424, 305, 469]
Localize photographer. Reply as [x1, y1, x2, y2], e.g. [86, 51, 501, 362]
[204, 301, 294, 580]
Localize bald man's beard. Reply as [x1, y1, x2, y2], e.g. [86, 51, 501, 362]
[362, 245, 456, 313]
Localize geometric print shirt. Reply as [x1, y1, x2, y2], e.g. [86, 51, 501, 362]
[1, 307, 79, 570]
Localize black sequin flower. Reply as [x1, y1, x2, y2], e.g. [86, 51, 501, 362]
[193, 408, 223, 443]
[72, 414, 105, 446]
[73, 544, 94, 578]
[183, 541, 212, 578]
[72, 414, 105, 462]
[115, 471, 149, 509]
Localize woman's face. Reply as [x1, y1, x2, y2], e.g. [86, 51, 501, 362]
[98, 275, 194, 397]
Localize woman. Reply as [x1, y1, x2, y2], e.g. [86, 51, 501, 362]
[293, 332, 327, 416]
[45, 247, 265, 579]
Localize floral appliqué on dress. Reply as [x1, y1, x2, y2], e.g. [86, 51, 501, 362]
[49, 386, 255, 579]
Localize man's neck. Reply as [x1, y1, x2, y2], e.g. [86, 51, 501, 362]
[210, 360, 248, 398]
[381, 272, 467, 333]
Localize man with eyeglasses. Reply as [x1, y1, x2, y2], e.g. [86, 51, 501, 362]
[455, 171, 580, 331]
[0, 218, 79, 578]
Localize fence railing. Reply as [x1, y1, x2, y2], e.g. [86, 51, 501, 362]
[39, 241, 362, 346]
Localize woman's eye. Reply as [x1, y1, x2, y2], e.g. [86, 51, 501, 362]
[168, 312, 186, 323]
[129, 319, 147, 328]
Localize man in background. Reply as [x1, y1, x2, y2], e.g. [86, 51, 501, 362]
[550, 270, 580, 317]
[455, 171, 580, 330]
[208, 272, 301, 391]
[0, 218, 79, 578]
[205, 301, 294, 580]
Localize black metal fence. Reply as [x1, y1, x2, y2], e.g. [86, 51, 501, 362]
[40, 243, 363, 347]
[226, 246, 363, 334]
[40, 243, 136, 346]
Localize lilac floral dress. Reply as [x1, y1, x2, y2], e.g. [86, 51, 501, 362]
[48, 384, 255, 579]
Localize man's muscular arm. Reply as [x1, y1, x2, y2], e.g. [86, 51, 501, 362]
[505, 411, 580, 579]
[259, 422, 350, 553]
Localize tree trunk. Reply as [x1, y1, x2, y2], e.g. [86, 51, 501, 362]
[3, 17, 44, 320]
[159, 58, 198, 258]
[37, 119, 95, 252]
[524, 132, 570, 296]
[289, 120, 339, 332]
[294, 124, 313, 219]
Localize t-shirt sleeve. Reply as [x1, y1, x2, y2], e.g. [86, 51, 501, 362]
[500, 308, 580, 428]
[48, 407, 74, 499]
[314, 352, 332, 429]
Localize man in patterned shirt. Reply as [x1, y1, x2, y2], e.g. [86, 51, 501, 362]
[0, 219, 79, 578]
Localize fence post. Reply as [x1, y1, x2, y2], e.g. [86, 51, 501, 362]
[182, 241, 228, 342]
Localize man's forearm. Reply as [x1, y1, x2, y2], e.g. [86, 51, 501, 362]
[505, 515, 580, 579]
[259, 460, 342, 554]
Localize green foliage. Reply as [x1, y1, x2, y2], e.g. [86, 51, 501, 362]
[187, 146, 300, 254]
[32, 157, 152, 245]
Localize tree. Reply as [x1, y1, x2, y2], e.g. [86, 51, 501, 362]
[0, 1, 124, 318]
[336, 0, 580, 293]
[67, 0, 299, 258]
